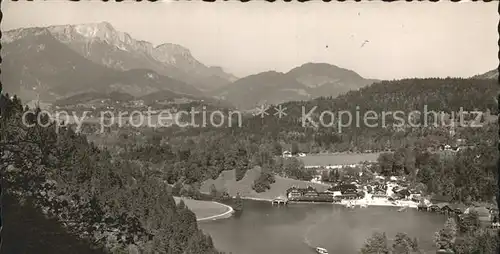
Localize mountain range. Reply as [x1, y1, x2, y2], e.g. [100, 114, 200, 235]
[212, 63, 379, 109]
[2, 21, 495, 110]
[1, 22, 235, 103]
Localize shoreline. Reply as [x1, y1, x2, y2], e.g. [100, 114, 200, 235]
[175, 196, 235, 222]
[196, 201, 235, 222]
[239, 196, 272, 202]
[341, 199, 418, 208]
[239, 195, 419, 209]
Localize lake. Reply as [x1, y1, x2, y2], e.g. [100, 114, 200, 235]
[2, 195, 445, 254]
[199, 200, 446, 254]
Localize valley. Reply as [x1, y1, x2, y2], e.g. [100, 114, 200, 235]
[1, 3, 499, 254]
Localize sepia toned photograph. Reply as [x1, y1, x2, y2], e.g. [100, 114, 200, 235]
[0, 1, 498, 254]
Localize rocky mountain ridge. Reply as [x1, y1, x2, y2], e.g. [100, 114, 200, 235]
[1, 27, 203, 102]
[3, 22, 237, 92]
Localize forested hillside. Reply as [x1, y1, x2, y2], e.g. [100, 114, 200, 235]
[0, 93, 223, 254]
[234, 77, 498, 153]
[92, 76, 498, 172]
[2, 76, 497, 253]
[78, 77, 497, 151]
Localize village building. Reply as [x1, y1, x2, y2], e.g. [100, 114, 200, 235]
[338, 193, 359, 200]
[450, 203, 468, 214]
[393, 189, 411, 200]
[436, 203, 453, 214]
[286, 186, 333, 202]
[465, 206, 492, 223]
[287, 187, 303, 199]
[372, 191, 388, 200]
[303, 187, 319, 198]
[430, 195, 453, 204]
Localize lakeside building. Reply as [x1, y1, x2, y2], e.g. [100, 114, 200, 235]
[464, 206, 493, 223]
[419, 197, 497, 225]
[327, 190, 342, 197]
[327, 184, 363, 200]
[328, 184, 357, 193]
[286, 186, 334, 202]
[372, 191, 388, 200]
[336, 193, 360, 200]
[310, 175, 322, 183]
[450, 203, 468, 214]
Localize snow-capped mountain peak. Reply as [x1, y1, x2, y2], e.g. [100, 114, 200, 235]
[155, 43, 192, 57]
[46, 21, 134, 51]
[153, 43, 195, 65]
[2, 27, 51, 43]
[4, 21, 237, 90]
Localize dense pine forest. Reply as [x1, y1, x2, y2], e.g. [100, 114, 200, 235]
[122, 78, 498, 153]
[86, 77, 499, 205]
[237, 78, 497, 152]
[0, 93, 223, 254]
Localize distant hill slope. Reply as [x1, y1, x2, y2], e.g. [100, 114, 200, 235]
[82, 68, 202, 96]
[287, 63, 378, 98]
[1, 27, 204, 102]
[213, 71, 312, 109]
[472, 68, 498, 79]
[233, 77, 498, 152]
[54, 91, 134, 106]
[264, 77, 498, 121]
[138, 90, 234, 109]
[2, 27, 114, 102]
[54, 89, 234, 110]
[213, 63, 377, 109]
[200, 167, 329, 200]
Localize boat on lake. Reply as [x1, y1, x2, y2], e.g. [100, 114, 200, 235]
[315, 247, 329, 254]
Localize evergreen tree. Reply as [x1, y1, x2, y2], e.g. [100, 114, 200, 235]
[458, 211, 480, 234]
[209, 184, 218, 199]
[361, 232, 390, 254]
[234, 193, 243, 212]
[291, 142, 299, 155]
[392, 232, 419, 254]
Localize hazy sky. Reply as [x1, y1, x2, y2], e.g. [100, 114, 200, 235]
[2, 1, 498, 79]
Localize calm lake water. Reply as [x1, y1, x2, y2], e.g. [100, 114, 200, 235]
[2, 196, 445, 254]
[199, 200, 446, 254]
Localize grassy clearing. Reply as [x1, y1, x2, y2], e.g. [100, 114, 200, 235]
[299, 152, 381, 166]
[201, 167, 330, 200]
[174, 197, 231, 220]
